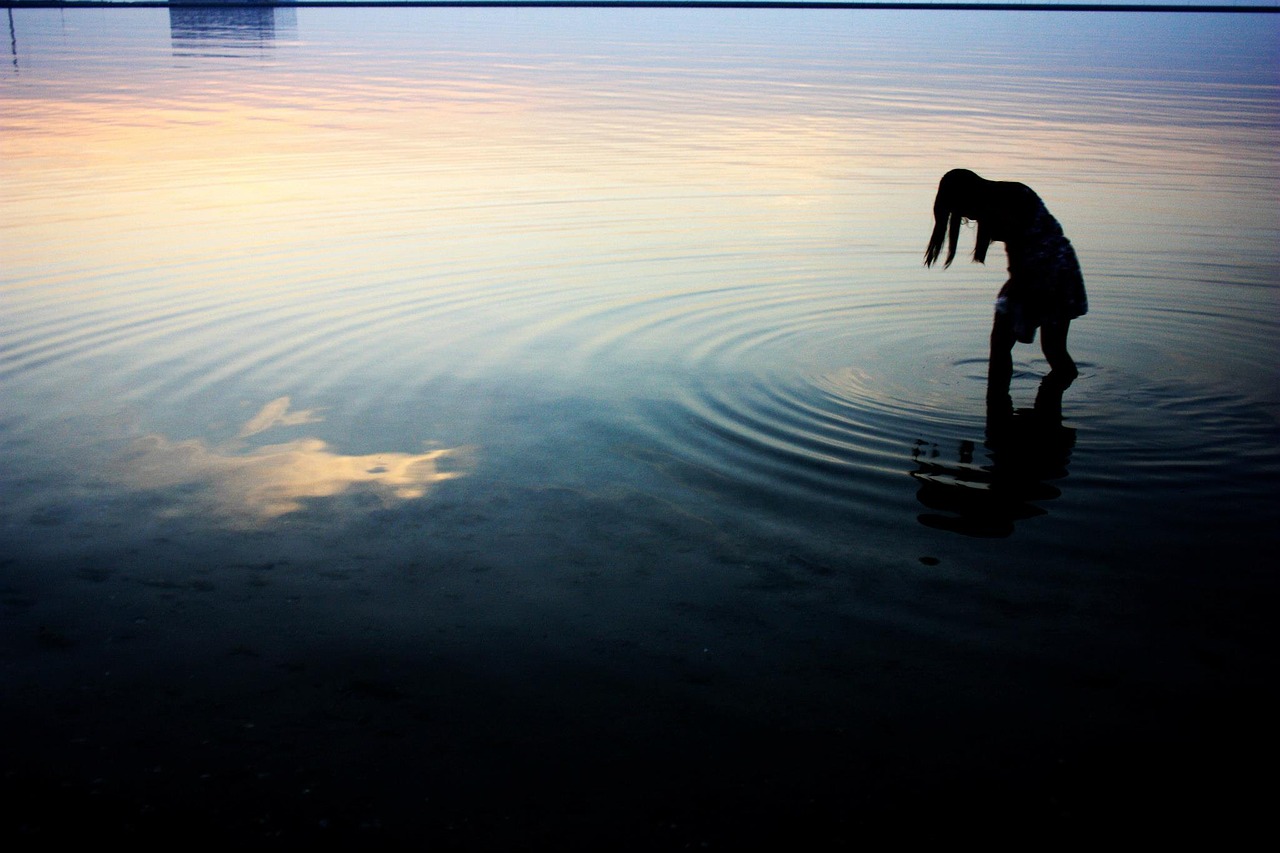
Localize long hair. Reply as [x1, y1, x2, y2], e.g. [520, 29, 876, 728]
[924, 169, 992, 268]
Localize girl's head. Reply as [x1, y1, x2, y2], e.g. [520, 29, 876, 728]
[924, 168, 993, 268]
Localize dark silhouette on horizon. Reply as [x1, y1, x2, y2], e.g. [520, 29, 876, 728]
[169, 1, 296, 56]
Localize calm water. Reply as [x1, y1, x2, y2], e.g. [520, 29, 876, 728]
[3, 6, 1278, 844]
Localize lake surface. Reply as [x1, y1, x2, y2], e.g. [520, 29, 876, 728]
[3, 6, 1278, 845]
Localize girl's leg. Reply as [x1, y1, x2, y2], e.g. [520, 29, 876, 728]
[987, 310, 1017, 407]
[1040, 319, 1077, 380]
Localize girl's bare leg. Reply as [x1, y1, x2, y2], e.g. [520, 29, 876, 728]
[1040, 320, 1077, 381]
[987, 310, 1017, 409]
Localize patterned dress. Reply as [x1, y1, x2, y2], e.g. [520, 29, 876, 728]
[994, 185, 1088, 344]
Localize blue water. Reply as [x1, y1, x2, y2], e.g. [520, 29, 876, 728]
[2, 7, 1278, 844]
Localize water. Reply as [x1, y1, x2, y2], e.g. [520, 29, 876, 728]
[3, 7, 1278, 844]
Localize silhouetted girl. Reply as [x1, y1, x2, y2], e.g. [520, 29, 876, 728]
[924, 169, 1087, 383]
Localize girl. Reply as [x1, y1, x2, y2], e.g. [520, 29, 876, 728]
[924, 169, 1087, 383]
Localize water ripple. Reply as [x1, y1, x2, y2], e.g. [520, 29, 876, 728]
[3, 6, 1277, 538]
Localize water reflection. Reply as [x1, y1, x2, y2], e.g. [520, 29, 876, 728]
[170, 1, 296, 56]
[110, 397, 467, 526]
[7, 9, 16, 73]
[911, 373, 1076, 537]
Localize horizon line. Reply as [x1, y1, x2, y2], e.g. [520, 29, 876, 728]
[4, 0, 1278, 13]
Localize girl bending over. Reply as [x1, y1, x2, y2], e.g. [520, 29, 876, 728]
[924, 169, 1087, 386]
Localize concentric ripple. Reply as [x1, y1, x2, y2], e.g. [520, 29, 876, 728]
[588, 277, 996, 519]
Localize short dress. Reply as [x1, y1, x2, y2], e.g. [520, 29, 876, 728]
[994, 187, 1088, 344]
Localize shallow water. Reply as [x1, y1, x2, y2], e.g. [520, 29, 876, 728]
[3, 6, 1278, 844]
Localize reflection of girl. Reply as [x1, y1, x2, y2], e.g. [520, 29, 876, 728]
[924, 169, 1087, 381]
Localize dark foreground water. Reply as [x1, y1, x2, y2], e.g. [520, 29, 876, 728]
[3, 6, 1278, 846]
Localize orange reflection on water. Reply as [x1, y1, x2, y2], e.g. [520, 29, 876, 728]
[112, 397, 467, 526]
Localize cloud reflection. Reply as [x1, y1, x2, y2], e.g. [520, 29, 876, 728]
[115, 397, 466, 525]
[236, 395, 324, 438]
